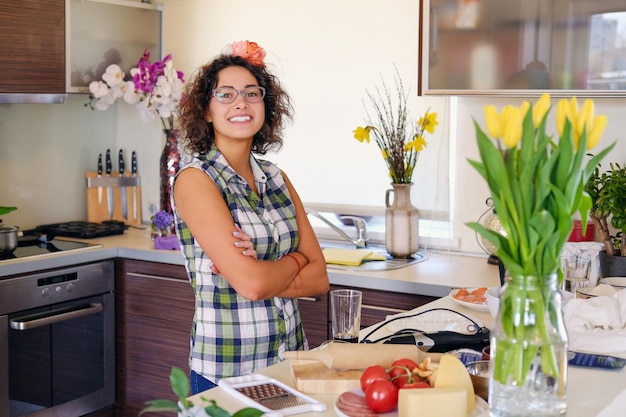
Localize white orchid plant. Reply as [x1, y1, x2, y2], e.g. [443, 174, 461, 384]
[86, 50, 185, 130]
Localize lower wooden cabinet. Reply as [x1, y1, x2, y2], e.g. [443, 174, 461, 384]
[297, 293, 329, 348]
[113, 259, 438, 415]
[115, 259, 194, 417]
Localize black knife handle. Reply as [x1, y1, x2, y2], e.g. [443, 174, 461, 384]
[105, 149, 112, 176]
[383, 329, 490, 353]
[119, 149, 125, 175]
[97, 153, 103, 176]
[131, 151, 137, 175]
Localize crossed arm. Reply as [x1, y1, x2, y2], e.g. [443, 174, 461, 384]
[173, 168, 329, 301]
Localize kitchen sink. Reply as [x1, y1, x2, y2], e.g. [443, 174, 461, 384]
[319, 240, 428, 271]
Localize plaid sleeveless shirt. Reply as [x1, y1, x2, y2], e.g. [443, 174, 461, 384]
[172, 146, 307, 383]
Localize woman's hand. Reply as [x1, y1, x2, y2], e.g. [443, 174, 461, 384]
[210, 225, 256, 274]
[233, 224, 257, 258]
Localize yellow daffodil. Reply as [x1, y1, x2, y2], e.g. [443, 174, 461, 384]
[532, 93, 550, 128]
[353, 126, 371, 143]
[418, 112, 439, 134]
[405, 135, 427, 152]
[353, 74, 437, 183]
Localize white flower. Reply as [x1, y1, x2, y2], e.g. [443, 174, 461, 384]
[89, 81, 111, 99]
[85, 50, 185, 130]
[101, 64, 125, 87]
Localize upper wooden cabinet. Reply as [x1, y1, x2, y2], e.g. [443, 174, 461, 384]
[0, 0, 162, 102]
[419, 0, 626, 96]
[0, 0, 65, 100]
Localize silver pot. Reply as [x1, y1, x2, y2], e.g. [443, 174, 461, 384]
[0, 225, 19, 254]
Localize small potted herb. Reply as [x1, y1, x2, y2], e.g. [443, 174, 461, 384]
[140, 367, 262, 417]
[586, 162, 626, 276]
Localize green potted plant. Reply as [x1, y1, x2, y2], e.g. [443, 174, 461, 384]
[140, 367, 262, 417]
[586, 162, 626, 276]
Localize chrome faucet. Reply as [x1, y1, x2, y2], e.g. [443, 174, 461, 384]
[306, 208, 368, 248]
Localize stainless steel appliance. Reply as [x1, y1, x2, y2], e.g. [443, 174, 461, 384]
[0, 260, 115, 417]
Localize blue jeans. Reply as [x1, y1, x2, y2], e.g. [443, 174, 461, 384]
[190, 370, 217, 394]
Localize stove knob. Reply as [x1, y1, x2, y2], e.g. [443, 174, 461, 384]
[55, 286, 62, 294]
[66, 282, 74, 292]
[42, 287, 50, 297]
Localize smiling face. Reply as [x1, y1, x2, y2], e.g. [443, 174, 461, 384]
[205, 65, 265, 146]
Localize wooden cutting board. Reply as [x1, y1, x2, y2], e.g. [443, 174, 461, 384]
[290, 359, 362, 395]
[285, 343, 443, 395]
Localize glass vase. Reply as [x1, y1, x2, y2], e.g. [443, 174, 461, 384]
[384, 183, 419, 258]
[489, 273, 568, 417]
[160, 129, 182, 215]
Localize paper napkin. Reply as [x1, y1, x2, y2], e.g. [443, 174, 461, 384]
[563, 289, 626, 354]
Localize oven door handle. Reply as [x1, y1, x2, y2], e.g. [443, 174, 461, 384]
[9, 302, 103, 330]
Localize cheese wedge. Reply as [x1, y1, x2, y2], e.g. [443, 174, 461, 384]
[433, 354, 476, 412]
[398, 387, 467, 417]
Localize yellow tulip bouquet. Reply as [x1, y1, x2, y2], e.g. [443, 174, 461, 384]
[467, 94, 614, 397]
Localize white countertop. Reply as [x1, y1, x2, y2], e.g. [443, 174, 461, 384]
[1, 228, 501, 298]
[188, 296, 626, 417]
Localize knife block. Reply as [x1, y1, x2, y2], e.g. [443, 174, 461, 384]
[86, 172, 142, 226]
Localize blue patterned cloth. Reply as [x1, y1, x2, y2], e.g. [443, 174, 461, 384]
[172, 145, 307, 384]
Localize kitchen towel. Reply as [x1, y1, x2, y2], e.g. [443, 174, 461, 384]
[322, 248, 376, 266]
[563, 288, 626, 354]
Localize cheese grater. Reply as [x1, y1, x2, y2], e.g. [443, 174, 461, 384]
[236, 382, 308, 409]
[218, 374, 326, 416]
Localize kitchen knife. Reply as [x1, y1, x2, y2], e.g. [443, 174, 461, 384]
[119, 150, 127, 220]
[131, 151, 138, 221]
[105, 149, 114, 220]
[97, 153, 103, 205]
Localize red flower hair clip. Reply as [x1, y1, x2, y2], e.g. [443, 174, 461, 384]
[229, 40, 266, 67]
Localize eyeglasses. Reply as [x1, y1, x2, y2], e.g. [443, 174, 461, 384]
[211, 86, 266, 104]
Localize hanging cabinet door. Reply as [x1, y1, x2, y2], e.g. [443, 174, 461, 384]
[0, 0, 65, 95]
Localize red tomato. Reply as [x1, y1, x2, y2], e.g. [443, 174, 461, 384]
[365, 379, 399, 413]
[401, 381, 431, 389]
[359, 364, 389, 393]
[389, 358, 419, 388]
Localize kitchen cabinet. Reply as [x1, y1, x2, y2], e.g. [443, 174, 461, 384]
[115, 259, 195, 417]
[67, 0, 163, 93]
[298, 293, 329, 348]
[420, 0, 626, 96]
[0, 0, 65, 98]
[113, 258, 439, 413]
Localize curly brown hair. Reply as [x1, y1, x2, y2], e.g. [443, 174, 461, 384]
[178, 55, 294, 155]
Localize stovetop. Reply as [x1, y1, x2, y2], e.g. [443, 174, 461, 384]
[0, 236, 101, 261]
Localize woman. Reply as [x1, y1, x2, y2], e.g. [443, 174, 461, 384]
[173, 40, 329, 394]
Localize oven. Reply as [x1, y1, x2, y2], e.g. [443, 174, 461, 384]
[0, 260, 115, 417]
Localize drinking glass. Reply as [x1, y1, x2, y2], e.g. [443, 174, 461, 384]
[564, 256, 591, 298]
[330, 289, 362, 343]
